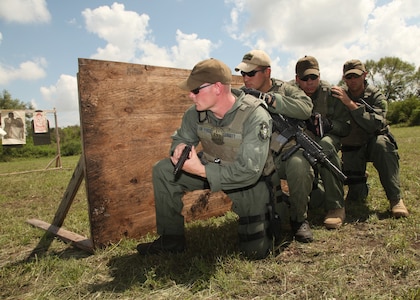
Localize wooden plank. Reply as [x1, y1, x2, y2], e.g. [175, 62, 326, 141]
[25, 157, 86, 256]
[182, 190, 232, 222]
[26, 218, 94, 253]
[78, 58, 243, 248]
[52, 156, 85, 227]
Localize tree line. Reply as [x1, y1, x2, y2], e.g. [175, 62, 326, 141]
[0, 90, 82, 161]
[1, 56, 419, 160]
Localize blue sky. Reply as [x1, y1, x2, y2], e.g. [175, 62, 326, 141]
[0, 0, 419, 127]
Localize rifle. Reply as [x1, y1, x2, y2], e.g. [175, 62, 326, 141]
[276, 113, 347, 182]
[241, 87, 347, 182]
[173, 144, 192, 175]
[356, 98, 381, 115]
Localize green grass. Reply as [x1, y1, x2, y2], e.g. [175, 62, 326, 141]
[1, 126, 419, 299]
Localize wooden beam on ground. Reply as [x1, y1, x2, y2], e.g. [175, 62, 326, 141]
[26, 156, 89, 256]
[26, 219, 93, 253]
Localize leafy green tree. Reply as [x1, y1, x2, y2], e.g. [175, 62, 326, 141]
[414, 66, 420, 97]
[1, 89, 34, 133]
[387, 96, 420, 125]
[58, 125, 82, 156]
[0, 89, 31, 110]
[365, 57, 417, 101]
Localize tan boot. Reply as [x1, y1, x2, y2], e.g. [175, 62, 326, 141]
[390, 199, 409, 218]
[324, 208, 345, 229]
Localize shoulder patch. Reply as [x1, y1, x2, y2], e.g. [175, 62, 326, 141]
[258, 121, 270, 141]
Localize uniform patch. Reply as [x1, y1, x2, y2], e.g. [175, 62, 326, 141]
[258, 121, 270, 141]
[211, 127, 224, 145]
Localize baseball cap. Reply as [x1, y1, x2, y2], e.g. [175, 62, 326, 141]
[343, 59, 366, 76]
[178, 58, 232, 91]
[235, 50, 271, 72]
[296, 56, 320, 78]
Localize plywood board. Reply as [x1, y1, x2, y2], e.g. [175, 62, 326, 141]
[78, 58, 243, 248]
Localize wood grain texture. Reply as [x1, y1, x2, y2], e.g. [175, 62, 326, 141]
[78, 58, 243, 248]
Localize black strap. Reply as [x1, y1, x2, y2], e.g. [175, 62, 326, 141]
[238, 213, 270, 225]
[238, 230, 266, 242]
[341, 145, 363, 152]
[343, 171, 367, 185]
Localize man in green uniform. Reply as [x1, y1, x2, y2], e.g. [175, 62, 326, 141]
[332, 59, 409, 218]
[291, 56, 350, 229]
[137, 58, 274, 259]
[235, 50, 315, 243]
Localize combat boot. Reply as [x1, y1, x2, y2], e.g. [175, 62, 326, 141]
[390, 199, 409, 218]
[137, 235, 186, 255]
[291, 220, 313, 243]
[324, 207, 345, 229]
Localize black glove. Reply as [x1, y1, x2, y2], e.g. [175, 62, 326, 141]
[321, 117, 333, 134]
[306, 113, 333, 137]
[305, 116, 318, 136]
[241, 87, 275, 107]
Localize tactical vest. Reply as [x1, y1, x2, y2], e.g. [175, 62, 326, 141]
[197, 94, 274, 175]
[268, 79, 302, 152]
[197, 94, 263, 163]
[301, 81, 331, 140]
[312, 81, 330, 117]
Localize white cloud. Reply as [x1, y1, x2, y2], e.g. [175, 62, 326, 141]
[0, 58, 47, 85]
[82, 2, 151, 62]
[40, 74, 78, 112]
[82, 3, 215, 70]
[136, 30, 216, 69]
[226, 0, 420, 84]
[361, 0, 420, 66]
[0, 0, 51, 23]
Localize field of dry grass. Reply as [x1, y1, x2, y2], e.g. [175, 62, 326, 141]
[0, 126, 419, 299]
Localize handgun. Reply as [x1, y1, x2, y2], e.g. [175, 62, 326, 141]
[173, 144, 192, 175]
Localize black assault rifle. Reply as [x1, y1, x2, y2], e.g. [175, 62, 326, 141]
[173, 144, 192, 176]
[241, 87, 347, 182]
[356, 98, 377, 114]
[275, 113, 347, 182]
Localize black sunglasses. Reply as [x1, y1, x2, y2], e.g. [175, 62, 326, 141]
[191, 83, 213, 95]
[240, 69, 265, 77]
[345, 73, 362, 80]
[300, 74, 319, 81]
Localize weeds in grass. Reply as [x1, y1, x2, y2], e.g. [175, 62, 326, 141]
[0, 127, 419, 299]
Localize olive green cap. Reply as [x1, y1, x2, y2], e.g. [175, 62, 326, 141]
[296, 55, 320, 78]
[178, 58, 232, 91]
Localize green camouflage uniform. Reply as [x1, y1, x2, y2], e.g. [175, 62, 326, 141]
[341, 82, 401, 202]
[152, 89, 273, 259]
[266, 79, 314, 223]
[290, 79, 351, 210]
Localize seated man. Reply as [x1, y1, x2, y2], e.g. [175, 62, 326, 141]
[137, 58, 275, 259]
[235, 50, 315, 243]
[332, 59, 408, 218]
[291, 55, 350, 229]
